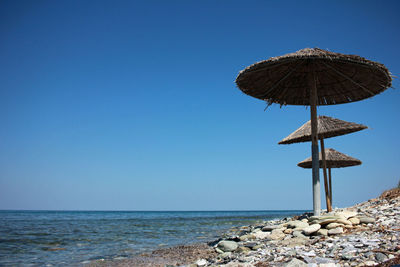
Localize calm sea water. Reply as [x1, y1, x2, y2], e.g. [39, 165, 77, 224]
[0, 210, 305, 266]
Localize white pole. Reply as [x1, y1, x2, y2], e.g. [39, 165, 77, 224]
[309, 69, 321, 216]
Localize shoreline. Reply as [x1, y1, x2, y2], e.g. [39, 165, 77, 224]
[89, 188, 400, 267]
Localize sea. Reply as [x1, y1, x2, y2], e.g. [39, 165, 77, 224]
[0, 210, 306, 266]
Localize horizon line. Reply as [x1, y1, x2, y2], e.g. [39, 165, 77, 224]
[0, 209, 311, 212]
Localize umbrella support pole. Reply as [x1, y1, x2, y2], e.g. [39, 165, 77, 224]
[309, 71, 321, 216]
[320, 139, 332, 212]
[329, 167, 332, 206]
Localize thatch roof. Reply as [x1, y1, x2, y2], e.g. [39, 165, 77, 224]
[297, 148, 362, 169]
[278, 116, 368, 144]
[235, 48, 392, 106]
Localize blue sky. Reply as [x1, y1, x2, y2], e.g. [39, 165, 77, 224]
[0, 0, 399, 211]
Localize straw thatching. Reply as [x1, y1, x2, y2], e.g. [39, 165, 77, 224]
[278, 116, 368, 144]
[235, 48, 392, 106]
[297, 148, 362, 169]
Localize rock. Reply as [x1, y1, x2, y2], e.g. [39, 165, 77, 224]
[326, 222, 343, 229]
[308, 215, 321, 221]
[363, 261, 377, 266]
[335, 218, 352, 225]
[319, 264, 339, 267]
[279, 236, 309, 247]
[243, 241, 259, 249]
[267, 230, 285, 240]
[341, 253, 354, 260]
[196, 259, 207, 267]
[328, 227, 344, 235]
[349, 217, 360, 225]
[253, 231, 270, 239]
[359, 217, 375, 224]
[284, 228, 293, 234]
[221, 263, 254, 267]
[240, 226, 251, 231]
[239, 234, 255, 241]
[284, 258, 307, 267]
[302, 250, 316, 257]
[314, 257, 335, 264]
[271, 228, 283, 234]
[236, 246, 251, 253]
[215, 247, 224, 254]
[301, 256, 315, 264]
[309, 216, 340, 225]
[303, 224, 321, 235]
[217, 240, 238, 252]
[252, 244, 263, 250]
[375, 252, 388, 262]
[293, 230, 306, 238]
[316, 229, 328, 236]
[335, 211, 358, 219]
[219, 252, 232, 259]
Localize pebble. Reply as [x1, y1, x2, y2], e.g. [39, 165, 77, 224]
[196, 258, 207, 266]
[284, 258, 307, 267]
[193, 190, 400, 267]
[217, 241, 238, 252]
[316, 229, 328, 236]
[325, 223, 342, 230]
[375, 252, 388, 262]
[253, 231, 270, 240]
[358, 216, 375, 224]
[348, 217, 360, 225]
[303, 224, 321, 235]
[327, 227, 344, 235]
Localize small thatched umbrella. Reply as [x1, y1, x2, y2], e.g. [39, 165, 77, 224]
[236, 48, 391, 215]
[278, 115, 367, 211]
[298, 148, 362, 207]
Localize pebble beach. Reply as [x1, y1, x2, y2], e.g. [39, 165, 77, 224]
[91, 188, 400, 267]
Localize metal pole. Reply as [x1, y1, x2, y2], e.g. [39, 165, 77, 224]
[309, 69, 321, 216]
[329, 167, 332, 206]
[320, 138, 332, 212]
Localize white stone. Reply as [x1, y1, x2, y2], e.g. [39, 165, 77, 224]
[302, 250, 316, 257]
[349, 217, 360, 225]
[253, 231, 271, 239]
[303, 224, 321, 235]
[196, 259, 207, 267]
[335, 211, 358, 219]
[328, 227, 344, 235]
[284, 258, 307, 267]
[217, 240, 238, 252]
[316, 229, 328, 236]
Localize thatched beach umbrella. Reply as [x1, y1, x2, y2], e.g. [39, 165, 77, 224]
[298, 148, 362, 207]
[278, 115, 367, 211]
[235, 48, 391, 215]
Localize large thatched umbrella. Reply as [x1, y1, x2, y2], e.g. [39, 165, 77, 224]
[235, 48, 391, 215]
[278, 115, 367, 211]
[298, 148, 362, 207]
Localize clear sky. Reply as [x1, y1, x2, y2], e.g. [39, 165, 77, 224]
[1, 0, 399, 211]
